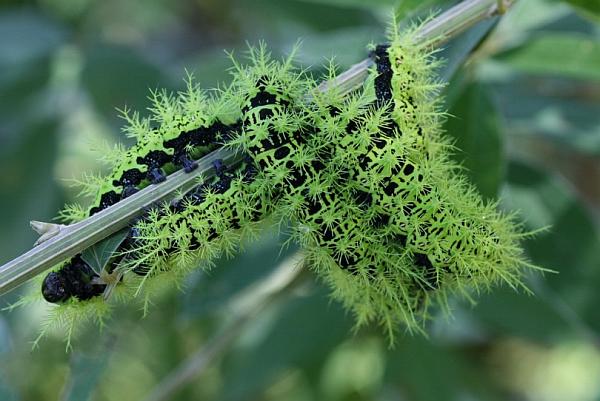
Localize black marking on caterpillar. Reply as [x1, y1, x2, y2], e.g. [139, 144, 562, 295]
[87, 120, 239, 215]
[371, 44, 393, 105]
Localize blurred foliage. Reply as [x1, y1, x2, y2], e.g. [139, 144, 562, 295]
[0, 0, 599, 400]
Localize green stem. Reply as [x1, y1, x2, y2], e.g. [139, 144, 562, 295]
[0, 0, 509, 295]
[0, 149, 242, 294]
[142, 254, 308, 401]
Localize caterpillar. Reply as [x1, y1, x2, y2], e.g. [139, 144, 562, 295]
[40, 45, 310, 302]
[42, 78, 242, 302]
[38, 26, 536, 340]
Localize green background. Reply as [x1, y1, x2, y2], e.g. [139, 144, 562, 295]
[0, 0, 599, 400]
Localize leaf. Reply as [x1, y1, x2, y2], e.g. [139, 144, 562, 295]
[0, 9, 65, 69]
[445, 82, 504, 199]
[561, 0, 600, 20]
[180, 229, 299, 318]
[0, 378, 17, 401]
[81, 229, 129, 275]
[0, 318, 17, 401]
[491, 0, 572, 48]
[0, 10, 64, 156]
[385, 336, 505, 401]
[468, 285, 573, 342]
[497, 33, 600, 81]
[0, 119, 61, 266]
[295, 26, 380, 69]
[61, 340, 114, 401]
[485, 75, 600, 156]
[395, 0, 454, 20]
[505, 162, 600, 329]
[81, 44, 172, 131]
[471, 161, 600, 340]
[219, 285, 353, 401]
[438, 18, 498, 83]
[294, 0, 397, 8]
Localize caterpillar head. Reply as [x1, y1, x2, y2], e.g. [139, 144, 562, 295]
[41, 256, 106, 303]
[41, 272, 70, 303]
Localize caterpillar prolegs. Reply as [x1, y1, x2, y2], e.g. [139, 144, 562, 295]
[41, 30, 535, 337]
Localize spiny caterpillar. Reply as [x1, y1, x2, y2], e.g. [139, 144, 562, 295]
[41, 83, 241, 302]
[38, 26, 536, 340]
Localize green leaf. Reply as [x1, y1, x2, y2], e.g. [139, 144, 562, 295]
[0, 378, 17, 401]
[180, 229, 298, 318]
[438, 18, 498, 83]
[504, 162, 600, 332]
[496, 0, 571, 39]
[445, 83, 505, 199]
[486, 76, 600, 156]
[219, 285, 353, 401]
[497, 33, 600, 81]
[0, 319, 17, 401]
[0, 119, 61, 266]
[471, 161, 600, 340]
[561, 0, 600, 20]
[62, 342, 113, 401]
[235, 0, 374, 33]
[295, 26, 380, 70]
[0, 10, 64, 156]
[295, 0, 397, 8]
[81, 45, 172, 131]
[396, 0, 453, 19]
[0, 9, 65, 69]
[468, 285, 572, 342]
[385, 336, 505, 401]
[81, 229, 129, 275]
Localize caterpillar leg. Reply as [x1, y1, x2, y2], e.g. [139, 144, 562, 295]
[121, 185, 139, 199]
[176, 154, 198, 173]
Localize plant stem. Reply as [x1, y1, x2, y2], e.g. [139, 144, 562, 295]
[0, 149, 242, 294]
[142, 254, 308, 401]
[0, 0, 509, 295]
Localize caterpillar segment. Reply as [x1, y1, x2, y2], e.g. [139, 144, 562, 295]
[41, 256, 106, 303]
[373, 41, 526, 287]
[122, 59, 317, 279]
[89, 90, 239, 215]
[123, 159, 265, 277]
[279, 104, 431, 327]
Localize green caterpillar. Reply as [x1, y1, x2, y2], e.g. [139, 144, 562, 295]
[42, 79, 241, 302]
[38, 27, 536, 341]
